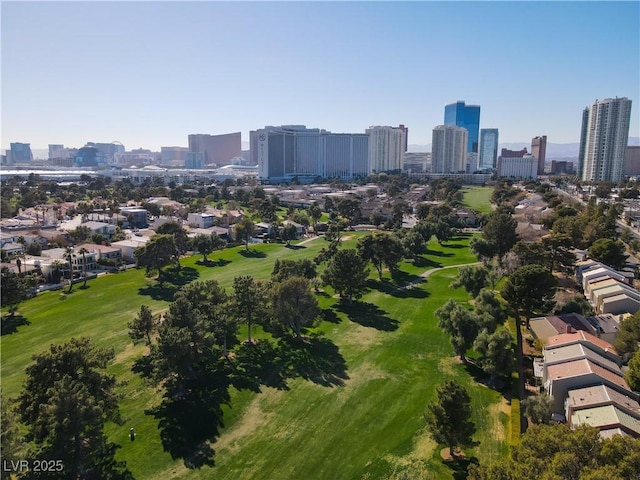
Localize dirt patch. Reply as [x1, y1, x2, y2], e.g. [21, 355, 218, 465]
[215, 388, 284, 455]
[438, 356, 462, 376]
[488, 399, 509, 442]
[340, 323, 383, 349]
[334, 362, 390, 405]
[440, 447, 466, 462]
[382, 429, 437, 478]
[112, 342, 146, 366]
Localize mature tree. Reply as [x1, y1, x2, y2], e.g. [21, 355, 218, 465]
[435, 300, 480, 363]
[470, 424, 640, 480]
[271, 259, 317, 283]
[153, 280, 233, 391]
[156, 221, 190, 268]
[542, 233, 576, 273]
[234, 217, 255, 251]
[433, 218, 455, 245]
[396, 228, 426, 259]
[450, 265, 489, 298]
[335, 197, 361, 225]
[270, 276, 319, 338]
[481, 211, 519, 258]
[474, 289, 507, 333]
[391, 200, 410, 228]
[68, 225, 92, 244]
[501, 264, 557, 320]
[523, 393, 554, 425]
[280, 222, 299, 246]
[128, 304, 158, 346]
[512, 240, 548, 268]
[230, 275, 268, 344]
[614, 313, 640, 357]
[357, 233, 404, 280]
[308, 202, 322, 231]
[473, 328, 515, 386]
[588, 238, 628, 270]
[321, 248, 369, 303]
[554, 295, 595, 316]
[193, 233, 214, 262]
[469, 236, 497, 264]
[0, 394, 24, 463]
[17, 338, 130, 479]
[134, 234, 178, 286]
[625, 349, 640, 391]
[413, 220, 433, 243]
[0, 267, 33, 316]
[424, 381, 475, 457]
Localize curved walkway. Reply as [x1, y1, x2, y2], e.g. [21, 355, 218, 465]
[397, 261, 483, 291]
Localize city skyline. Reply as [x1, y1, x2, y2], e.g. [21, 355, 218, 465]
[2, 1, 639, 151]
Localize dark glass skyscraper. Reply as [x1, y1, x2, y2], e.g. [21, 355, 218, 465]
[444, 101, 481, 153]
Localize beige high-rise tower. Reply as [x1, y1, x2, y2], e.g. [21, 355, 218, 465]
[531, 135, 547, 175]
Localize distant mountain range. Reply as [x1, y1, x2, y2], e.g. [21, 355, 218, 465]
[408, 137, 640, 159]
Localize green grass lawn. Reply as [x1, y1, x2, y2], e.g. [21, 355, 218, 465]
[1, 232, 508, 480]
[462, 186, 493, 214]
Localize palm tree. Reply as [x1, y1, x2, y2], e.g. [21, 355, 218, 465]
[63, 247, 75, 293]
[50, 259, 64, 284]
[78, 247, 89, 287]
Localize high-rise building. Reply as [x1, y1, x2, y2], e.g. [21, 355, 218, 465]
[398, 124, 408, 152]
[497, 154, 538, 179]
[188, 132, 241, 167]
[160, 146, 189, 165]
[624, 146, 640, 176]
[431, 125, 468, 174]
[501, 147, 528, 158]
[444, 101, 481, 153]
[250, 125, 369, 181]
[531, 135, 547, 175]
[9, 143, 33, 163]
[478, 129, 499, 171]
[579, 97, 632, 182]
[366, 126, 406, 173]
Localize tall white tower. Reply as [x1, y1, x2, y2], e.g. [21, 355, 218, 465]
[431, 125, 468, 174]
[579, 97, 632, 182]
[366, 126, 406, 174]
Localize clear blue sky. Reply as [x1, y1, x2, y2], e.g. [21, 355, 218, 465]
[2, 1, 639, 152]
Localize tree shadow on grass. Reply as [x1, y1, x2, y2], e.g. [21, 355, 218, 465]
[131, 354, 154, 378]
[367, 278, 429, 299]
[239, 249, 266, 258]
[320, 308, 341, 324]
[442, 454, 479, 480]
[277, 333, 349, 387]
[441, 243, 466, 249]
[424, 248, 454, 258]
[285, 244, 306, 250]
[462, 359, 511, 394]
[230, 334, 349, 391]
[230, 340, 288, 392]
[147, 370, 230, 469]
[169, 266, 200, 285]
[1, 314, 30, 335]
[336, 301, 399, 331]
[195, 259, 231, 268]
[138, 267, 200, 301]
[412, 256, 443, 269]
